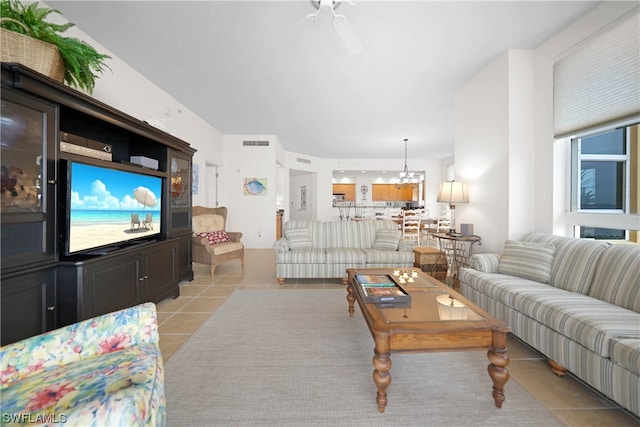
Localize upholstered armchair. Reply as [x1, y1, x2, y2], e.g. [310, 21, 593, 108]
[192, 206, 244, 276]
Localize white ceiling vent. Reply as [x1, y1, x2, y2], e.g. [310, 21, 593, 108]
[243, 140, 270, 147]
[296, 157, 311, 164]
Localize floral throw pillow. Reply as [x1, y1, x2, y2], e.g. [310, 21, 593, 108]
[196, 231, 231, 244]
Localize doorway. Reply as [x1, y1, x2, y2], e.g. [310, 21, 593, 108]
[205, 162, 219, 207]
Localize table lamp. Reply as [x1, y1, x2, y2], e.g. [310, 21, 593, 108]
[436, 180, 469, 236]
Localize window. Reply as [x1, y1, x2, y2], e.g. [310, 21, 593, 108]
[569, 124, 639, 241]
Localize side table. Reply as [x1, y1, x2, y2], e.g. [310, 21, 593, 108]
[433, 233, 481, 286]
[412, 246, 448, 281]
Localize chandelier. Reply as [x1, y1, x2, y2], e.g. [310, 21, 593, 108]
[395, 138, 418, 190]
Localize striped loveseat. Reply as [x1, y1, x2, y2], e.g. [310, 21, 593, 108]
[459, 232, 640, 417]
[273, 220, 414, 284]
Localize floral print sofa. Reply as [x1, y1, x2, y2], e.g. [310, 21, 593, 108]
[1, 303, 165, 426]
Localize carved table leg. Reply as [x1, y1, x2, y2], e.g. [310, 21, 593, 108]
[487, 330, 510, 408]
[346, 286, 355, 318]
[372, 331, 392, 413]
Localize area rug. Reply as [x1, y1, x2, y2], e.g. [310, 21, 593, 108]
[165, 289, 562, 426]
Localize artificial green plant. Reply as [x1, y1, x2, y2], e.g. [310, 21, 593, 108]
[1, 0, 110, 93]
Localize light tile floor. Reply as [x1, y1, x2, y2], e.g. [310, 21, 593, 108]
[157, 249, 639, 427]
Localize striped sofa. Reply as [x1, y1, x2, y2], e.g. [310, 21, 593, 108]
[273, 220, 414, 284]
[459, 232, 640, 417]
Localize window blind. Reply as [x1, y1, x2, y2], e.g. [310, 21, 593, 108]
[554, 8, 640, 138]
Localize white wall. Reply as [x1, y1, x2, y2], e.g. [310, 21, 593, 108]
[223, 135, 278, 248]
[454, 2, 636, 253]
[454, 52, 512, 253]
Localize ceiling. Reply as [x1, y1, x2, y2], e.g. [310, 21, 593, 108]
[49, 1, 597, 160]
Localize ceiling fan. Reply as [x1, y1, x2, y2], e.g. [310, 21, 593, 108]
[280, 0, 364, 55]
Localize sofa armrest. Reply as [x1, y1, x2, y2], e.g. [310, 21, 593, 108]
[273, 238, 290, 252]
[226, 231, 243, 242]
[193, 235, 209, 246]
[1, 303, 159, 388]
[468, 253, 502, 273]
[398, 239, 416, 252]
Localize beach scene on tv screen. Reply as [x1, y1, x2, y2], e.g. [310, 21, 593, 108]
[69, 163, 162, 253]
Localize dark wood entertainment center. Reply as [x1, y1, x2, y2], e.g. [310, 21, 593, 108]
[1, 63, 195, 345]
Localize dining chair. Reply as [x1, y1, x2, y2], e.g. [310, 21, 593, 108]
[402, 209, 422, 246]
[374, 203, 386, 220]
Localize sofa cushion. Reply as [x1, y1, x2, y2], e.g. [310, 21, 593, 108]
[469, 253, 501, 273]
[0, 344, 164, 426]
[609, 337, 640, 376]
[588, 244, 640, 312]
[196, 230, 231, 244]
[285, 227, 313, 250]
[511, 287, 640, 357]
[192, 214, 225, 233]
[459, 269, 553, 308]
[372, 229, 402, 251]
[210, 241, 244, 255]
[323, 220, 398, 249]
[283, 220, 323, 248]
[325, 248, 366, 264]
[498, 241, 556, 283]
[524, 232, 609, 294]
[275, 248, 326, 264]
[363, 249, 414, 265]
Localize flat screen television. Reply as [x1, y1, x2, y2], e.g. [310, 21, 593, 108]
[63, 160, 163, 255]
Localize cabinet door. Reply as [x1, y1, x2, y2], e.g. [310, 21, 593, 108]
[175, 235, 193, 283]
[81, 255, 142, 319]
[372, 184, 389, 201]
[333, 183, 356, 201]
[1, 268, 57, 345]
[402, 186, 414, 201]
[0, 89, 57, 270]
[168, 150, 192, 236]
[389, 185, 401, 201]
[142, 241, 178, 302]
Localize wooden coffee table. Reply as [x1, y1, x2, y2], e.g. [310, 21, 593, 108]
[346, 268, 510, 413]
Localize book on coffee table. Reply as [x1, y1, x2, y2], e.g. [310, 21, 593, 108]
[355, 274, 397, 287]
[354, 274, 411, 304]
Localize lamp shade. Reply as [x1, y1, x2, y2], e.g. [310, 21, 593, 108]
[436, 294, 469, 320]
[436, 181, 469, 204]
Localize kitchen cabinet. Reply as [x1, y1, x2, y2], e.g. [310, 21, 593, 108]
[372, 184, 389, 201]
[372, 184, 413, 201]
[332, 184, 356, 201]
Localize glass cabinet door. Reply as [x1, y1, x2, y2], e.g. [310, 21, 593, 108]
[1, 89, 57, 268]
[168, 150, 192, 235]
[170, 152, 191, 208]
